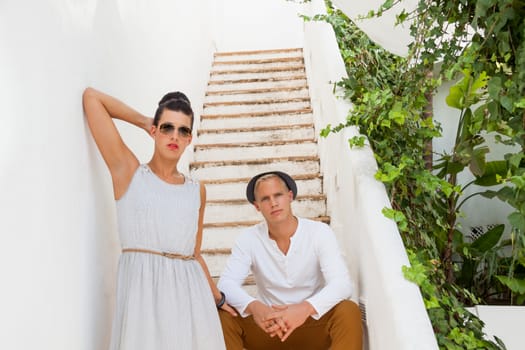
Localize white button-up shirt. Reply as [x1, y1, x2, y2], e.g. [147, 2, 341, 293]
[218, 217, 353, 319]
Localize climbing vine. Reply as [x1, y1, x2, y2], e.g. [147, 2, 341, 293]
[306, 0, 525, 348]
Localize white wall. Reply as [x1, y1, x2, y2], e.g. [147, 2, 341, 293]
[213, 0, 305, 52]
[0, 0, 215, 348]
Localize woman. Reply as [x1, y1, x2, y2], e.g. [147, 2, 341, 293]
[82, 88, 235, 349]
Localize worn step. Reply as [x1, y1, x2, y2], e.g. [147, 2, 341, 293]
[196, 124, 315, 144]
[213, 56, 303, 66]
[201, 107, 312, 120]
[203, 97, 309, 108]
[213, 48, 303, 62]
[203, 100, 310, 115]
[200, 112, 313, 129]
[204, 88, 309, 103]
[211, 65, 305, 75]
[209, 69, 306, 82]
[206, 84, 308, 96]
[191, 156, 320, 180]
[194, 140, 318, 162]
[207, 76, 307, 91]
[202, 174, 323, 201]
[212, 60, 303, 72]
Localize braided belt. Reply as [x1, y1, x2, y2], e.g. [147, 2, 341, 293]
[122, 248, 194, 260]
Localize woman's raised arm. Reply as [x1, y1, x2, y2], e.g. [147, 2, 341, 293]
[82, 87, 150, 198]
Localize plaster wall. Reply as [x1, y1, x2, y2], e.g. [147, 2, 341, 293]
[212, 0, 305, 52]
[0, 0, 215, 348]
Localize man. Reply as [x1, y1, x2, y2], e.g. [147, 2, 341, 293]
[217, 171, 362, 350]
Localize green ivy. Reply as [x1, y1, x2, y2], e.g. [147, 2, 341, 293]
[306, 0, 525, 348]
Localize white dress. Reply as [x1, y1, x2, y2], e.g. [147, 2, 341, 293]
[109, 164, 226, 350]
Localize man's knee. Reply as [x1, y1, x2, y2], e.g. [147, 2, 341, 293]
[332, 300, 361, 321]
[327, 300, 363, 350]
[329, 300, 363, 333]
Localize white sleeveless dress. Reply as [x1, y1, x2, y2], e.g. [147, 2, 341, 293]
[109, 164, 226, 350]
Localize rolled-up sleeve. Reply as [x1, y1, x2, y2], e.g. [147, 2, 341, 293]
[217, 232, 256, 317]
[305, 226, 353, 319]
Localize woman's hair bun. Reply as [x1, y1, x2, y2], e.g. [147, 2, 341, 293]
[158, 91, 191, 106]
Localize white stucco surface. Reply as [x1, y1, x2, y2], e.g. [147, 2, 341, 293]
[0, 0, 216, 348]
[332, 0, 417, 57]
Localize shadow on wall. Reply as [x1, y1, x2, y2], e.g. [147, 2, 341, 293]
[0, 0, 216, 348]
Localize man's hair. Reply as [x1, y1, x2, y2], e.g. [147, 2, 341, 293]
[253, 174, 289, 201]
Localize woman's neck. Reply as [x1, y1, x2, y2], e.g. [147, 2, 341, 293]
[147, 157, 182, 182]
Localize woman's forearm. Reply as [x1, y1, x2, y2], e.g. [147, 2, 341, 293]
[83, 87, 150, 132]
[195, 254, 222, 303]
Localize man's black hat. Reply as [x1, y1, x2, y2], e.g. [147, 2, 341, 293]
[246, 171, 297, 204]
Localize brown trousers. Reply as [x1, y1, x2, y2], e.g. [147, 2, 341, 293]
[219, 300, 362, 350]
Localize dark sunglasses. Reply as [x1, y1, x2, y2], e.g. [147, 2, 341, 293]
[158, 123, 192, 138]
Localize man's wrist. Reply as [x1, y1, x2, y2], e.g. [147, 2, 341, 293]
[216, 291, 226, 308]
[301, 301, 316, 316]
[246, 300, 263, 315]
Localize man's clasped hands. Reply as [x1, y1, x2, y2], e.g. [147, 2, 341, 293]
[247, 300, 315, 342]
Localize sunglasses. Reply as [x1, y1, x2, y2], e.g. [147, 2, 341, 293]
[158, 123, 192, 138]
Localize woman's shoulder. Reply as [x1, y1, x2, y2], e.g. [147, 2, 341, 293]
[184, 173, 199, 186]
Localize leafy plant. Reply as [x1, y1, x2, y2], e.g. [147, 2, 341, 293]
[306, 0, 525, 348]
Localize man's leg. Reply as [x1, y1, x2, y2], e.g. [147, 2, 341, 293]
[219, 301, 362, 350]
[218, 310, 244, 350]
[276, 300, 362, 350]
[218, 309, 285, 350]
[325, 300, 363, 350]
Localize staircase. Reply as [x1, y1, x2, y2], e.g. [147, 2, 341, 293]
[190, 48, 329, 290]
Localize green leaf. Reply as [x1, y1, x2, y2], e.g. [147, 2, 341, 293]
[470, 224, 504, 252]
[348, 136, 366, 148]
[388, 101, 406, 125]
[496, 275, 525, 294]
[447, 83, 466, 109]
[447, 161, 466, 176]
[514, 98, 525, 109]
[320, 124, 331, 138]
[469, 146, 489, 176]
[474, 161, 508, 186]
[508, 212, 525, 232]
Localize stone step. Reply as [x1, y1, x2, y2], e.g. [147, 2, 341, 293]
[206, 84, 308, 96]
[212, 60, 303, 72]
[213, 48, 303, 62]
[202, 173, 323, 201]
[213, 56, 303, 66]
[210, 65, 305, 75]
[194, 140, 318, 162]
[200, 112, 313, 129]
[204, 87, 309, 103]
[203, 100, 310, 115]
[207, 76, 307, 91]
[201, 107, 312, 120]
[209, 70, 305, 82]
[203, 96, 309, 107]
[204, 194, 326, 223]
[190, 156, 320, 180]
[196, 124, 315, 144]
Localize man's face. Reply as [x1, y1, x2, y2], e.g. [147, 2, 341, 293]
[253, 176, 294, 225]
